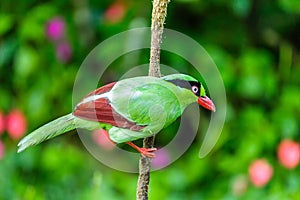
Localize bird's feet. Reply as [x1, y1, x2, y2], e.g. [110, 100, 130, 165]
[138, 147, 157, 158]
[126, 142, 157, 158]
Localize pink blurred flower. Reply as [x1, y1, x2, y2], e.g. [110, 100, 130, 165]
[0, 111, 5, 135]
[248, 159, 273, 188]
[6, 109, 27, 140]
[152, 149, 170, 168]
[56, 41, 72, 63]
[46, 17, 65, 41]
[0, 140, 4, 160]
[277, 139, 300, 169]
[104, 2, 126, 24]
[92, 129, 115, 151]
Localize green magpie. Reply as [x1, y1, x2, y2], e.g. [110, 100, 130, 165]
[17, 74, 215, 157]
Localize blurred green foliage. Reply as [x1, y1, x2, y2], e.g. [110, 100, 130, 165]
[0, 0, 300, 199]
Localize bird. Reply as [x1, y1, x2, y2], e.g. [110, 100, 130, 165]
[17, 74, 215, 157]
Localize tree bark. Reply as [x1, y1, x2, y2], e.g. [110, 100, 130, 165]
[136, 0, 170, 200]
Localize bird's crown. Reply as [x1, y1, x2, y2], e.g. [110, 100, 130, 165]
[160, 73, 198, 82]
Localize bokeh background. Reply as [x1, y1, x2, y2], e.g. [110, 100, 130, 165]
[1, 0, 300, 199]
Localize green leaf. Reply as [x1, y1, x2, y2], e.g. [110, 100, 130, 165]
[0, 14, 14, 35]
[19, 4, 57, 42]
[278, 0, 300, 14]
[0, 38, 17, 68]
[14, 46, 39, 80]
[231, 0, 251, 17]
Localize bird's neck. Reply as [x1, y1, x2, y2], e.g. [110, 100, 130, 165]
[174, 88, 198, 113]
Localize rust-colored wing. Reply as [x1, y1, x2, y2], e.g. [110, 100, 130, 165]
[73, 82, 144, 131]
[84, 82, 116, 98]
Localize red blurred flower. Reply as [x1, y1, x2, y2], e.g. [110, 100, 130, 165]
[0, 111, 5, 135]
[104, 2, 126, 24]
[277, 139, 300, 169]
[248, 159, 273, 188]
[92, 129, 115, 151]
[46, 17, 65, 41]
[55, 41, 72, 63]
[0, 140, 4, 160]
[6, 109, 27, 140]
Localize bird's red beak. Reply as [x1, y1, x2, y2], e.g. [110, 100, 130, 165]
[197, 96, 216, 112]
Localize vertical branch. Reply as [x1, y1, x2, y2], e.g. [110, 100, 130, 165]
[136, 0, 170, 200]
[148, 0, 169, 77]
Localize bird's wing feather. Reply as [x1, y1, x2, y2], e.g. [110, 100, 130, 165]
[73, 83, 145, 131]
[18, 114, 76, 152]
[110, 78, 183, 128]
[85, 82, 117, 97]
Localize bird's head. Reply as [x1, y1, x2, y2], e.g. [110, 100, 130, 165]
[162, 74, 216, 112]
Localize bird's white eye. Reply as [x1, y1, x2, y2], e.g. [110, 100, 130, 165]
[192, 86, 199, 94]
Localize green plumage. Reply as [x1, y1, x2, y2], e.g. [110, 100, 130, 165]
[17, 74, 206, 153]
[17, 114, 100, 152]
[107, 76, 197, 143]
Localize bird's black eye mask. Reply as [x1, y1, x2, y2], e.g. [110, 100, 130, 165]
[166, 79, 201, 97]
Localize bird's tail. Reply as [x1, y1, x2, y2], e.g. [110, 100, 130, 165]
[17, 113, 77, 153]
